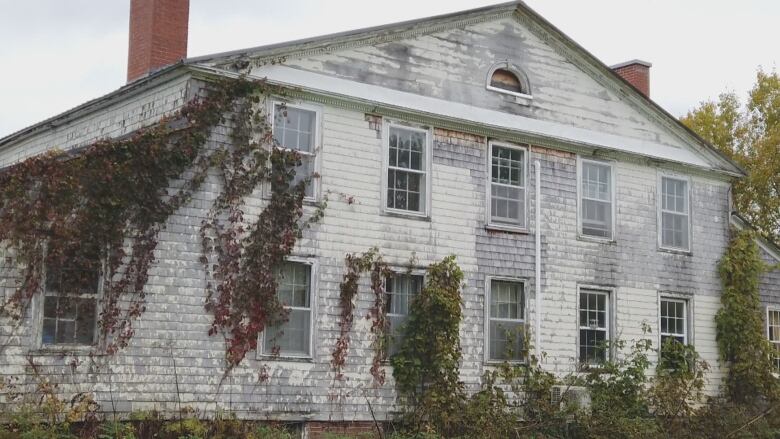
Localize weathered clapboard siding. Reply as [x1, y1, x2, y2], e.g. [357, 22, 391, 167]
[760, 248, 780, 307]
[274, 16, 688, 150]
[0, 83, 738, 420]
[0, 72, 192, 168]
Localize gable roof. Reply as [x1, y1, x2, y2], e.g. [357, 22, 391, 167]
[0, 1, 745, 177]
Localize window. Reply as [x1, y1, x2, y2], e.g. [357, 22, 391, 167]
[488, 142, 527, 228]
[490, 69, 524, 94]
[486, 62, 532, 101]
[659, 176, 690, 250]
[660, 298, 688, 348]
[578, 289, 610, 365]
[264, 261, 313, 357]
[42, 265, 100, 346]
[385, 125, 428, 214]
[385, 273, 423, 356]
[487, 279, 525, 361]
[273, 104, 318, 198]
[768, 308, 780, 372]
[579, 159, 614, 239]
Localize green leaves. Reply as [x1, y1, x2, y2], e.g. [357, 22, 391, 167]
[681, 69, 780, 243]
[716, 228, 778, 404]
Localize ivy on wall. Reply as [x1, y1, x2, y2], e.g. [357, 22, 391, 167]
[0, 77, 324, 367]
[391, 255, 464, 435]
[716, 227, 779, 404]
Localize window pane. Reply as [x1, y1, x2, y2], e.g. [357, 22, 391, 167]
[265, 309, 310, 356]
[490, 280, 524, 319]
[385, 274, 422, 355]
[274, 106, 315, 153]
[387, 169, 423, 212]
[581, 162, 612, 238]
[491, 146, 524, 186]
[662, 212, 689, 249]
[579, 290, 609, 364]
[489, 321, 524, 361]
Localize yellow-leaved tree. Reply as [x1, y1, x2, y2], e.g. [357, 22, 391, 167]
[681, 69, 780, 243]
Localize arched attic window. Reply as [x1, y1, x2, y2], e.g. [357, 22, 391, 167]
[486, 62, 532, 104]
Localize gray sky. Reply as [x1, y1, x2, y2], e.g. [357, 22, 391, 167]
[1, 0, 777, 138]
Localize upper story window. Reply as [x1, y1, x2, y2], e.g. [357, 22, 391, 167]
[384, 124, 431, 216]
[659, 175, 691, 251]
[578, 288, 611, 365]
[487, 142, 527, 230]
[768, 308, 780, 372]
[385, 273, 423, 356]
[579, 159, 614, 240]
[490, 69, 524, 94]
[42, 264, 100, 346]
[272, 103, 319, 199]
[487, 278, 526, 362]
[486, 62, 532, 103]
[263, 261, 314, 358]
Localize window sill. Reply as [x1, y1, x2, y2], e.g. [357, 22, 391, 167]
[577, 235, 616, 245]
[486, 86, 533, 106]
[257, 354, 314, 363]
[30, 345, 102, 356]
[484, 359, 527, 367]
[658, 247, 693, 257]
[381, 209, 430, 222]
[485, 224, 529, 235]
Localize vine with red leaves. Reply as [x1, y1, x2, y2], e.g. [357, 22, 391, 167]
[0, 76, 324, 365]
[200, 97, 327, 369]
[332, 247, 392, 384]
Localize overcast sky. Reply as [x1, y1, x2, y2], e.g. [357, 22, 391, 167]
[1, 0, 777, 138]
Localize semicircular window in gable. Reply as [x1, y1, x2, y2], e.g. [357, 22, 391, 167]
[490, 69, 524, 94]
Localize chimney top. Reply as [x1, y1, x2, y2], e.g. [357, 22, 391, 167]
[127, 0, 190, 83]
[610, 59, 652, 98]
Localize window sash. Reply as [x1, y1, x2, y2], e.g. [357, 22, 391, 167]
[264, 262, 313, 357]
[489, 144, 526, 227]
[660, 299, 688, 345]
[580, 160, 613, 239]
[578, 290, 609, 364]
[273, 104, 318, 198]
[488, 279, 525, 361]
[386, 126, 428, 213]
[385, 274, 422, 356]
[273, 105, 316, 153]
[660, 177, 690, 249]
[42, 264, 100, 346]
[768, 309, 780, 371]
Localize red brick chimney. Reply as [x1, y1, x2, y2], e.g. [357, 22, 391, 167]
[610, 60, 651, 98]
[127, 0, 190, 83]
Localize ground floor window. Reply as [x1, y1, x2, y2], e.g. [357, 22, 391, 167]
[385, 273, 423, 356]
[264, 261, 313, 357]
[487, 278, 525, 361]
[578, 288, 610, 365]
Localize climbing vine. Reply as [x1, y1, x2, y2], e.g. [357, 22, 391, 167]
[332, 247, 392, 383]
[200, 90, 326, 370]
[0, 76, 324, 365]
[715, 227, 779, 404]
[391, 255, 464, 435]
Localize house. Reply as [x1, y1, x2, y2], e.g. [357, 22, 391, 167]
[0, 0, 777, 436]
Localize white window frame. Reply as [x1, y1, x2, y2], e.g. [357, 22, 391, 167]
[35, 260, 104, 350]
[486, 141, 529, 232]
[576, 285, 614, 366]
[384, 269, 425, 357]
[659, 297, 688, 346]
[258, 256, 317, 360]
[484, 276, 527, 363]
[577, 157, 616, 241]
[657, 173, 693, 253]
[381, 121, 433, 218]
[485, 61, 533, 104]
[270, 100, 322, 202]
[767, 306, 780, 373]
